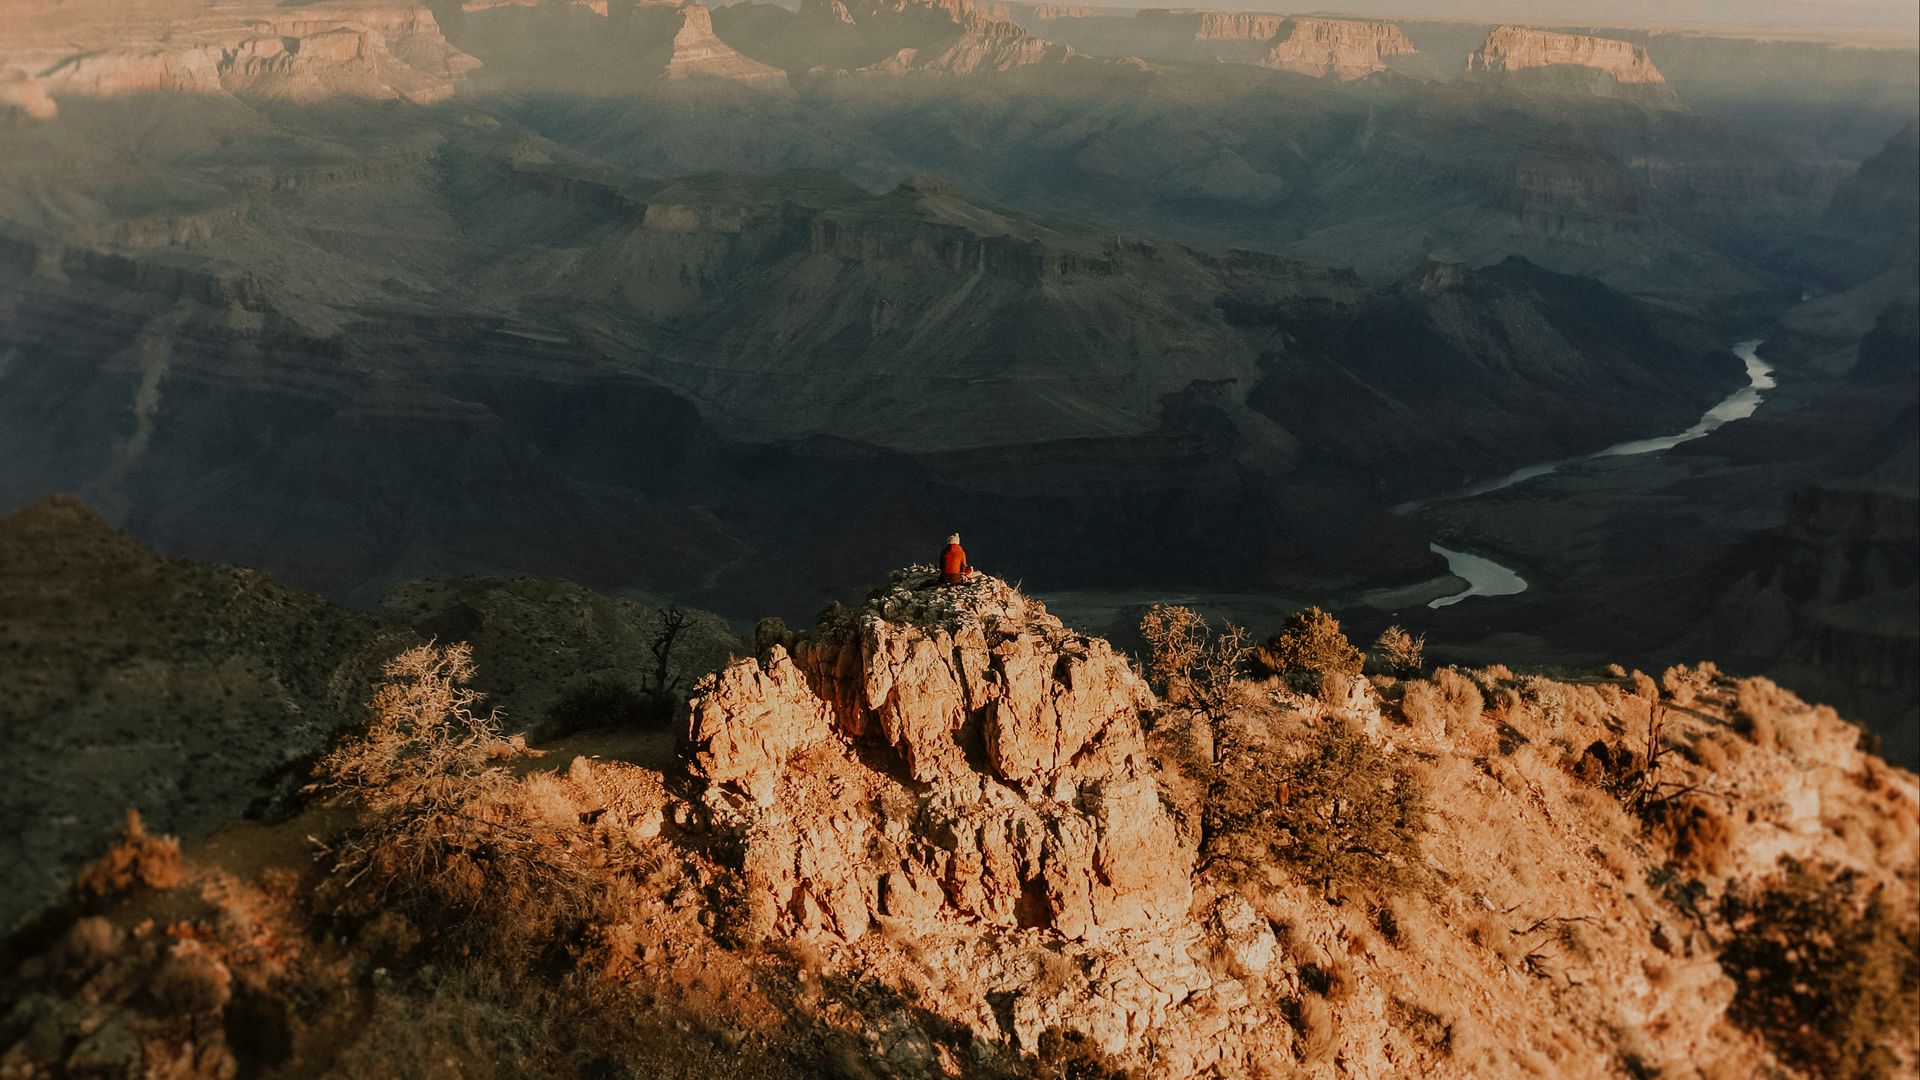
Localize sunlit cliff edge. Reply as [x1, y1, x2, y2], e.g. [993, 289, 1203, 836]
[1, 507, 1913, 1079]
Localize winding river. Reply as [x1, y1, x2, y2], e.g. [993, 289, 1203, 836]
[1420, 339, 1773, 609]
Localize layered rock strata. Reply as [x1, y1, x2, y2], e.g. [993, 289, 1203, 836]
[662, 3, 789, 83]
[0, 0, 478, 116]
[1262, 17, 1415, 80]
[1467, 25, 1679, 107]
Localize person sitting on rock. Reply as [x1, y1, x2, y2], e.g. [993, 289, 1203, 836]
[940, 533, 973, 585]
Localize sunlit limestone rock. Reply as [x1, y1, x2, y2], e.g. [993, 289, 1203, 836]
[685, 568, 1190, 941]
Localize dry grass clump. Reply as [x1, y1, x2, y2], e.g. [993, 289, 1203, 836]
[1641, 796, 1733, 878]
[1733, 676, 1795, 749]
[1398, 668, 1484, 739]
[72, 808, 184, 901]
[1290, 991, 1337, 1065]
[1718, 857, 1920, 1080]
[1254, 607, 1363, 686]
[1388, 995, 1455, 1057]
[1660, 662, 1721, 707]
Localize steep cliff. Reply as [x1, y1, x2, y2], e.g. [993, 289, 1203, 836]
[661, 3, 790, 84]
[4, 565, 1913, 1077]
[1262, 17, 1416, 81]
[0, 0, 478, 114]
[1468, 25, 1680, 108]
[688, 570, 1190, 947]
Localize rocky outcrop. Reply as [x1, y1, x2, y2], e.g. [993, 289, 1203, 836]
[1262, 16, 1415, 80]
[1467, 26, 1679, 107]
[686, 570, 1191, 942]
[662, 3, 790, 84]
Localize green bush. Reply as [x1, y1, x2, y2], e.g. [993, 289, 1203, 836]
[545, 677, 671, 736]
[1208, 715, 1427, 895]
[1255, 607, 1364, 685]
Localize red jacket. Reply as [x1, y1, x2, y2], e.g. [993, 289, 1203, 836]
[940, 542, 971, 584]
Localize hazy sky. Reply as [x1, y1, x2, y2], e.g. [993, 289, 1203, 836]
[1125, 0, 1920, 35]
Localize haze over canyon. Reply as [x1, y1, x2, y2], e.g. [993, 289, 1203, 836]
[0, 0, 1916, 1076]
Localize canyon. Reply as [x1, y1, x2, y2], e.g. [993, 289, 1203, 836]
[0, 2, 1914, 1075]
[0, 0, 1911, 754]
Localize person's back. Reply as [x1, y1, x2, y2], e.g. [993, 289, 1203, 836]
[940, 533, 972, 585]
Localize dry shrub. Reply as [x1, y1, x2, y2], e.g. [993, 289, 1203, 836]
[1139, 604, 1250, 722]
[1733, 677, 1795, 749]
[358, 909, 423, 964]
[1388, 995, 1454, 1056]
[151, 940, 233, 1016]
[1641, 797, 1733, 878]
[1474, 664, 1517, 689]
[1202, 714, 1424, 893]
[1630, 670, 1660, 703]
[73, 809, 184, 901]
[1432, 669, 1484, 724]
[317, 643, 606, 972]
[1318, 669, 1353, 707]
[1718, 858, 1920, 1080]
[1298, 952, 1354, 1003]
[1691, 733, 1730, 773]
[1400, 679, 1443, 734]
[1371, 626, 1425, 677]
[1291, 992, 1337, 1065]
[1399, 669, 1484, 739]
[515, 771, 584, 831]
[544, 677, 668, 737]
[59, 915, 122, 974]
[1661, 665, 1700, 707]
[1033, 1027, 1135, 1079]
[1373, 900, 1405, 947]
[1465, 911, 1523, 967]
[1256, 607, 1364, 685]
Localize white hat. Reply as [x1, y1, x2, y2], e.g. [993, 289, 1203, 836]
[947, 533, 961, 545]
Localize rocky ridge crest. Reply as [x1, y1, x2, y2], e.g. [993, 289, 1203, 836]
[686, 569, 1191, 945]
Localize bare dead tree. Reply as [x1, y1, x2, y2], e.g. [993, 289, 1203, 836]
[647, 603, 693, 695]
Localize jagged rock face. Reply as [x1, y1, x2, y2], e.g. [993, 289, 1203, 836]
[1262, 17, 1415, 80]
[685, 571, 1191, 942]
[1468, 25, 1679, 107]
[0, 0, 477, 116]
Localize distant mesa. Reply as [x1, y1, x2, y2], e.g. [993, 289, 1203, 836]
[1139, 9, 1287, 42]
[1262, 16, 1416, 80]
[0, 0, 481, 118]
[662, 3, 789, 85]
[1467, 25, 1680, 108]
[787, 0, 1079, 75]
